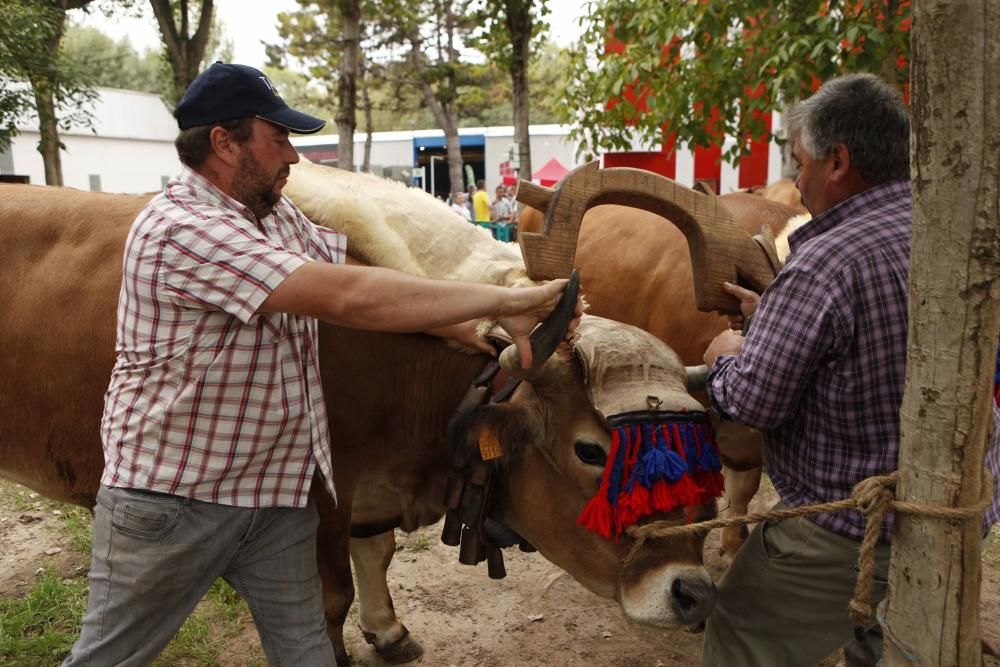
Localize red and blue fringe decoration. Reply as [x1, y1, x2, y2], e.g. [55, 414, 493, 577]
[577, 413, 724, 540]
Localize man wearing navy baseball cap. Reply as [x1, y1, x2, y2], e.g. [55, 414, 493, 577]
[62, 63, 580, 666]
[174, 61, 326, 133]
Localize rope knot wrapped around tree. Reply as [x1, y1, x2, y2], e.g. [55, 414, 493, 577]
[624, 470, 994, 634]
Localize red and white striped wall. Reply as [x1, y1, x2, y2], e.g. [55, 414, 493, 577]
[603, 110, 786, 193]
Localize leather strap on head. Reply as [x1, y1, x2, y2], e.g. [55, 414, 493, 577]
[440, 354, 533, 579]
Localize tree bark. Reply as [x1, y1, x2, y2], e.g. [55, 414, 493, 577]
[506, 0, 532, 182]
[361, 59, 373, 174]
[150, 0, 215, 103]
[32, 78, 62, 186]
[884, 2, 1000, 665]
[32, 0, 90, 186]
[335, 0, 360, 171]
[410, 34, 463, 196]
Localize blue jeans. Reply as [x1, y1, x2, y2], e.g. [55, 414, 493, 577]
[62, 485, 335, 666]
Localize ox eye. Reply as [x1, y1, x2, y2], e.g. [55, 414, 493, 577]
[574, 442, 607, 467]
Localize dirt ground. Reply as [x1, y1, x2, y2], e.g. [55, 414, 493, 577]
[2, 482, 997, 666]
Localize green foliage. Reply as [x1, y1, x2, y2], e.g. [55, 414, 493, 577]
[61, 25, 172, 96]
[268, 0, 496, 136]
[471, 0, 550, 73]
[562, 0, 911, 160]
[527, 42, 573, 124]
[263, 66, 337, 133]
[269, 1, 343, 89]
[0, 0, 99, 153]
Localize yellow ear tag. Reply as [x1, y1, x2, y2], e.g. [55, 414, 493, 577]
[478, 430, 504, 461]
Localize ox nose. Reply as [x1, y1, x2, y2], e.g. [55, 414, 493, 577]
[670, 576, 717, 623]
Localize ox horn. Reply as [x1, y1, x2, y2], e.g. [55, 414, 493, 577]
[685, 365, 710, 393]
[515, 160, 779, 315]
[498, 342, 568, 387]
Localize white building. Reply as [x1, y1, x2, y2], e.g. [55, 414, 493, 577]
[0, 86, 786, 197]
[1, 87, 180, 194]
[291, 124, 582, 199]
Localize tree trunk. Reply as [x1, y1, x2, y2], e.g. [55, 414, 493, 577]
[883, 2, 1000, 665]
[506, 0, 532, 182]
[415, 76, 462, 196]
[445, 129, 464, 196]
[335, 0, 360, 171]
[32, 79, 63, 186]
[150, 0, 215, 103]
[361, 61, 373, 174]
[31, 0, 75, 187]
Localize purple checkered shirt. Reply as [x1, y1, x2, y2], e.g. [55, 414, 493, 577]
[988, 349, 1000, 536]
[710, 181, 1000, 540]
[709, 181, 911, 541]
[101, 166, 346, 508]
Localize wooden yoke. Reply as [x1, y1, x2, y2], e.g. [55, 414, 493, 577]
[516, 160, 780, 314]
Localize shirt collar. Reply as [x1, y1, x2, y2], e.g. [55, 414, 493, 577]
[789, 180, 911, 252]
[176, 165, 260, 224]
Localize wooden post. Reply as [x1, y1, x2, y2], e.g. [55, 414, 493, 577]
[884, 2, 1000, 664]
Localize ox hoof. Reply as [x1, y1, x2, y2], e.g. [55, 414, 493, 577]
[363, 627, 424, 664]
[685, 621, 706, 634]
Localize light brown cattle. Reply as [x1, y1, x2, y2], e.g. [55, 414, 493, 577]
[761, 178, 806, 213]
[519, 191, 802, 558]
[0, 183, 722, 664]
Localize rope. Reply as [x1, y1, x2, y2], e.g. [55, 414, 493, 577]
[624, 471, 995, 630]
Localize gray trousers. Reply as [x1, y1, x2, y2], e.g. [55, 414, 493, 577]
[702, 503, 891, 667]
[62, 485, 336, 667]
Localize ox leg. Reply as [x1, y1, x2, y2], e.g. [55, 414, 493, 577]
[350, 532, 424, 663]
[719, 466, 762, 565]
[314, 490, 354, 666]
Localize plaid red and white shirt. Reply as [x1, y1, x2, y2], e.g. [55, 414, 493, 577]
[100, 166, 346, 508]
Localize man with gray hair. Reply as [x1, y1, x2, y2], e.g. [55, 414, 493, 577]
[699, 73, 913, 664]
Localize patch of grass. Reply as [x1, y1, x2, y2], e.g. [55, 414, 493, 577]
[205, 579, 247, 625]
[0, 569, 88, 665]
[54, 506, 93, 556]
[153, 579, 263, 666]
[408, 536, 431, 552]
[0, 571, 264, 666]
[0, 480, 46, 513]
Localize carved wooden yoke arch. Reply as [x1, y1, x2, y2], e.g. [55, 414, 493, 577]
[516, 160, 781, 314]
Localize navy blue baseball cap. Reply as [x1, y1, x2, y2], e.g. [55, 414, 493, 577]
[174, 62, 326, 134]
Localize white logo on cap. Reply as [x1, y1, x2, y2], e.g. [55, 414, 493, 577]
[259, 76, 280, 96]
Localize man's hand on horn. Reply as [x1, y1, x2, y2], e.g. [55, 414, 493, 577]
[723, 281, 760, 331]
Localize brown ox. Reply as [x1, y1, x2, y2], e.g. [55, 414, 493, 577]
[519, 191, 803, 559]
[0, 184, 719, 665]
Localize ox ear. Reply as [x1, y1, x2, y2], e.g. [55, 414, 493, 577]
[449, 402, 544, 463]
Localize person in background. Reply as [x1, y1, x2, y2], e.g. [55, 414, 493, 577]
[466, 183, 477, 220]
[505, 184, 520, 225]
[62, 61, 580, 667]
[473, 178, 491, 223]
[450, 191, 471, 221]
[491, 184, 512, 225]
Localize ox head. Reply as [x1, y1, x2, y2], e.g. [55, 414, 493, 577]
[449, 315, 719, 626]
